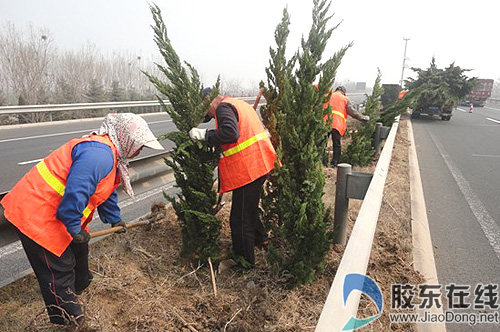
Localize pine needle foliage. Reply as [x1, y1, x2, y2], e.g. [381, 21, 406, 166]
[342, 70, 383, 166]
[260, 8, 296, 151]
[405, 57, 476, 110]
[380, 58, 475, 127]
[145, 4, 221, 262]
[259, 8, 297, 240]
[267, 0, 352, 286]
[379, 96, 411, 127]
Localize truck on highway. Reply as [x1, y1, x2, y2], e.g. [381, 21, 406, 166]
[461, 78, 494, 107]
[406, 58, 476, 121]
[411, 98, 453, 121]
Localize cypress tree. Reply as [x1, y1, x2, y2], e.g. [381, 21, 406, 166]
[259, 8, 296, 239]
[109, 80, 125, 102]
[84, 79, 107, 103]
[145, 4, 221, 262]
[269, 0, 351, 286]
[342, 70, 383, 166]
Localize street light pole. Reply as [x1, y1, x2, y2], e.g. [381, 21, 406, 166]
[400, 37, 410, 87]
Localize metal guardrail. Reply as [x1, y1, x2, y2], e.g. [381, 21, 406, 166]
[0, 97, 260, 115]
[315, 116, 401, 331]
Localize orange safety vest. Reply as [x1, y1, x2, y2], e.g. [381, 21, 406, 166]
[323, 90, 348, 136]
[216, 97, 277, 193]
[398, 89, 408, 99]
[1, 135, 119, 257]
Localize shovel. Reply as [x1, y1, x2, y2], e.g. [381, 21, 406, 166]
[89, 214, 154, 238]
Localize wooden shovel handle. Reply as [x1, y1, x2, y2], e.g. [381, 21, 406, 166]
[253, 87, 264, 111]
[90, 216, 152, 238]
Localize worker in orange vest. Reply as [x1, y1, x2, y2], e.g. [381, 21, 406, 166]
[324, 86, 370, 167]
[398, 89, 409, 99]
[189, 88, 276, 268]
[0, 113, 164, 326]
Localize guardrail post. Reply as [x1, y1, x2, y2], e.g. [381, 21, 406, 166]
[374, 122, 382, 154]
[333, 163, 352, 245]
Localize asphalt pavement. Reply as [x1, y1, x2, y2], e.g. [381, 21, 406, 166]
[412, 104, 500, 331]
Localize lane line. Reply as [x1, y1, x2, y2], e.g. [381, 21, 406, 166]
[0, 119, 172, 144]
[18, 159, 43, 165]
[0, 128, 96, 143]
[472, 154, 500, 158]
[427, 129, 500, 262]
[486, 117, 500, 124]
[457, 108, 468, 113]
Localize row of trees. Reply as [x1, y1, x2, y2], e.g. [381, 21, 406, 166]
[147, 0, 375, 286]
[0, 23, 158, 107]
[0, 23, 272, 110]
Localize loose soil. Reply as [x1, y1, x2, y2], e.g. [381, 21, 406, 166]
[0, 116, 423, 331]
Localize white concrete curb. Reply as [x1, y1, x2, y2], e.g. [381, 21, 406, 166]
[408, 120, 447, 332]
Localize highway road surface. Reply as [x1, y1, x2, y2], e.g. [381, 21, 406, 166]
[412, 104, 500, 332]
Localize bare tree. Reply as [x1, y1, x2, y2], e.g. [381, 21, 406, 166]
[0, 23, 54, 121]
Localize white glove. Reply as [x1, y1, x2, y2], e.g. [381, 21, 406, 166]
[362, 115, 370, 122]
[189, 128, 207, 141]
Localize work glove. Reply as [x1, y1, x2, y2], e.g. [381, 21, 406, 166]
[71, 229, 91, 243]
[362, 115, 370, 122]
[110, 220, 127, 234]
[189, 128, 207, 141]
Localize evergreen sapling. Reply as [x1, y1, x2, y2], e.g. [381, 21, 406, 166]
[145, 4, 221, 263]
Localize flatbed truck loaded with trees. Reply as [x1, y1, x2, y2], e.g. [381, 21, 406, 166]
[404, 58, 475, 121]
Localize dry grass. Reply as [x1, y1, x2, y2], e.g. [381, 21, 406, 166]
[0, 117, 422, 332]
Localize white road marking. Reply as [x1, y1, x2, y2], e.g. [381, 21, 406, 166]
[0, 120, 172, 144]
[0, 129, 95, 143]
[18, 158, 43, 165]
[428, 130, 500, 262]
[472, 154, 500, 158]
[486, 117, 500, 124]
[457, 108, 468, 113]
[485, 106, 500, 111]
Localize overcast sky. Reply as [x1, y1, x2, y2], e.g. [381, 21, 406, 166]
[1, 0, 499, 90]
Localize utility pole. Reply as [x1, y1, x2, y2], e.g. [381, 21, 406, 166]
[400, 37, 410, 87]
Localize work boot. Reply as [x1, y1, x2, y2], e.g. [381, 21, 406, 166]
[75, 270, 93, 295]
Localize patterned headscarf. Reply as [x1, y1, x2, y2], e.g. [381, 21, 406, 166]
[94, 113, 159, 198]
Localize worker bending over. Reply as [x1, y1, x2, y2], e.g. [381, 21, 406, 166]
[1, 113, 164, 326]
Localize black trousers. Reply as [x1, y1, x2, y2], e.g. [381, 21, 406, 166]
[329, 129, 342, 166]
[229, 173, 268, 265]
[15, 228, 92, 325]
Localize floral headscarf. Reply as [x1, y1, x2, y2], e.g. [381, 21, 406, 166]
[92, 113, 160, 198]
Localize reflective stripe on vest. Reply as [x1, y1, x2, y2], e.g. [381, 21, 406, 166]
[222, 131, 270, 158]
[36, 160, 92, 218]
[331, 110, 346, 119]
